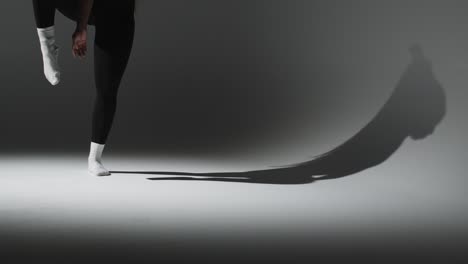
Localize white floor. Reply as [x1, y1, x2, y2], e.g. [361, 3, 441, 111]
[1, 147, 467, 262]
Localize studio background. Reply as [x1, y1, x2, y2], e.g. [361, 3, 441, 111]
[1, 0, 465, 159]
[1, 1, 467, 261]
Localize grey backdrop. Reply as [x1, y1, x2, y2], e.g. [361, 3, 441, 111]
[1, 1, 468, 262]
[1, 0, 466, 160]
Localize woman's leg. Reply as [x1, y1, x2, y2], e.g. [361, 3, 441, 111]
[32, 0, 60, 85]
[32, 0, 56, 28]
[88, 1, 135, 176]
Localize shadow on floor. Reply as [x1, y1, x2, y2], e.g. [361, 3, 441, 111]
[111, 45, 446, 184]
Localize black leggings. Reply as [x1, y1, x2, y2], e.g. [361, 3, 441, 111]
[33, 0, 135, 144]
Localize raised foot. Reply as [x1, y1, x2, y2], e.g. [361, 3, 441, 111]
[41, 44, 61, 86]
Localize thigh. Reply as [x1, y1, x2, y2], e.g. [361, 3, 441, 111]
[56, 0, 96, 25]
[94, 0, 135, 49]
[93, 0, 135, 25]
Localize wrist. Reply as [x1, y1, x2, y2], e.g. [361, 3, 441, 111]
[75, 24, 88, 32]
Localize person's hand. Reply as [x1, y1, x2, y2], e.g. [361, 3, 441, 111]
[72, 28, 87, 59]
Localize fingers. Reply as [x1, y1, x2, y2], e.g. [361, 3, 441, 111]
[75, 44, 86, 59]
[74, 47, 85, 59]
[72, 42, 87, 59]
[72, 30, 88, 59]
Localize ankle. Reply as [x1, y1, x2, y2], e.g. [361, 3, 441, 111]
[88, 157, 102, 162]
[88, 142, 105, 163]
